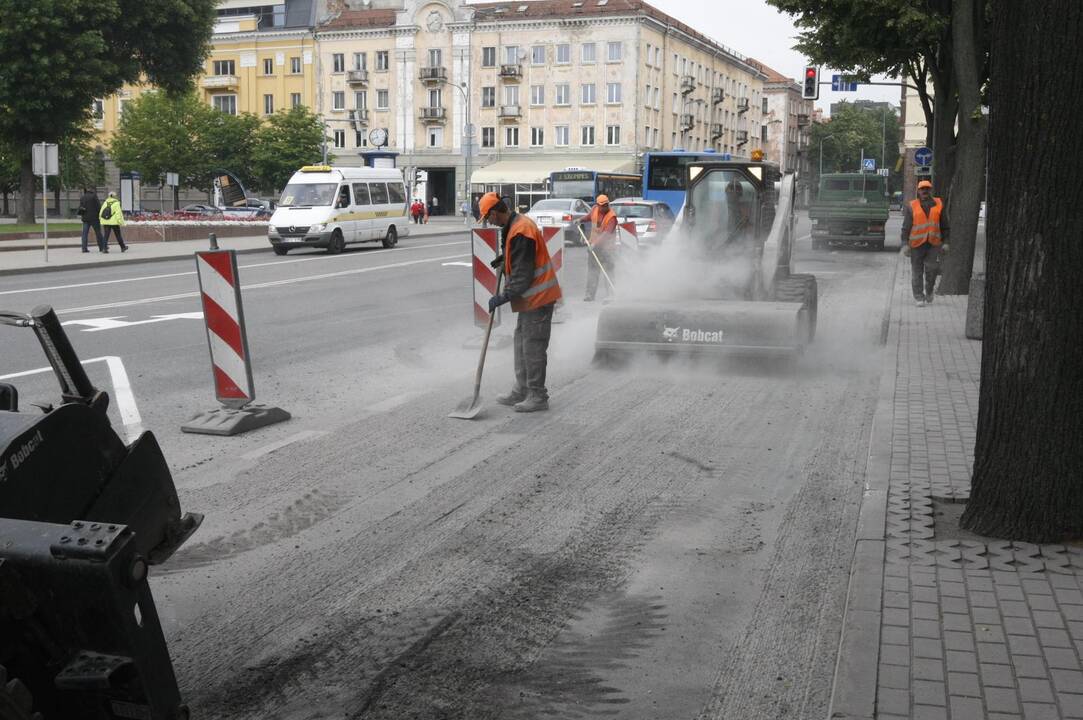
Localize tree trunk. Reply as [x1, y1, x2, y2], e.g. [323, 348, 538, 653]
[930, 55, 957, 201]
[959, 2, 1083, 542]
[18, 155, 36, 224]
[937, 0, 986, 295]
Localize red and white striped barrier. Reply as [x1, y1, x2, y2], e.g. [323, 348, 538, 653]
[617, 221, 639, 250]
[471, 227, 501, 329]
[194, 250, 254, 406]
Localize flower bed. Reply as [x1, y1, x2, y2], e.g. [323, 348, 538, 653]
[121, 220, 268, 243]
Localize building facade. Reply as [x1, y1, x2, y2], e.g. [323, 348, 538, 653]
[751, 60, 813, 195]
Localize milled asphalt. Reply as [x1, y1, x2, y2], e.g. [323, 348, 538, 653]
[828, 255, 1083, 720]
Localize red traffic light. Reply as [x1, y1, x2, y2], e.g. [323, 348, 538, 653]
[806, 67, 817, 78]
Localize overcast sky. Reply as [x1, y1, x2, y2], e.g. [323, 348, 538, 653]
[641, 0, 903, 114]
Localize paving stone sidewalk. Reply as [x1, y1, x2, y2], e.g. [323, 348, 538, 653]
[830, 258, 1083, 720]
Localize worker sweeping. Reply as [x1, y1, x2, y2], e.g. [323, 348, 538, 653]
[583, 194, 619, 302]
[902, 179, 950, 306]
[480, 192, 563, 413]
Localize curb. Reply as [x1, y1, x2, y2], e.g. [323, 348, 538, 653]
[826, 253, 904, 720]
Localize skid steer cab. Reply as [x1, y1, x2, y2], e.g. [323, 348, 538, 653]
[0, 306, 202, 720]
[594, 161, 818, 360]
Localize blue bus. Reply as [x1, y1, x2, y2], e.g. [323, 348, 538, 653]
[642, 150, 734, 213]
[549, 169, 641, 205]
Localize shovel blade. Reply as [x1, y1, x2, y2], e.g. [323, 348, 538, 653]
[448, 393, 483, 419]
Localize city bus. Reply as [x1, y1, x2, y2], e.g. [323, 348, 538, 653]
[549, 169, 641, 204]
[642, 150, 736, 213]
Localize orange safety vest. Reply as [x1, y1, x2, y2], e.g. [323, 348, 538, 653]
[589, 206, 618, 249]
[909, 198, 944, 248]
[504, 214, 563, 312]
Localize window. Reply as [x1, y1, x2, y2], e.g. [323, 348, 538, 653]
[581, 83, 596, 104]
[263, 58, 274, 75]
[505, 85, 519, 106]
[353, 183, 370, 204]
[263, 94, 274, 115]
[762, 97, 769, 114]
[581, 125, 595, 146]
[505, 46, 519, 65]
[355, 130, 367, 147]
[645, 43, 652, 66]
[290, 56, 301, 74]
[377, 90, 389, 109]
[644, 125, 651, 146]
[429, 48, 442, 67]
[213, 59, 235, 76]
[606, 82, 621, 104]
[482, 86, 495, 108]
[607, 41, 622, 62]
[212, 95, 236, 115]
[369, 182, 388, 204]
[644, 84, 652, 107]
[332, 91, 345, 111]
[530, 85, 544, 106]
[555, 125, 569, 146]
[581, 43, 596, 63]
[654, 87, 660, 109]
[333, 129, 345, 148]
[91, 99, 104, 120]
[531, 45, 545, 65]
[332, 53, 345, 73]
[505, 126, 519, 147]
[290, 93, 302, 108]
[555, 83, 570, 106]
[428, 88, 442, 107]
[530, 127, 544, 146]
[387, 183, 406, 204]
[556, 44, 570, 64]
[354, 52, 367, 70]
[355, 90, 367, 108]
[482, 46, 496, 67]
[655, 47, 661, 67]
[606, 125, 621, 145]
[428, 127, 443, 147]
[482, 126, 495, 148]
[376, 51, 389, 71]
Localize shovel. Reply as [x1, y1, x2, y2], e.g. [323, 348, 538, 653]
[578, 225, 617, 293]
[449, 268, 504, 419]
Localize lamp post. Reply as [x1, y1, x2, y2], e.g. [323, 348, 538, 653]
[445, 79, 473, 214]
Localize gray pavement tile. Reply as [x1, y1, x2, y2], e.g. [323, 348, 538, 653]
[998, 586, 1027, 602]
[877, 686, 910, 715]
[1065, 605, 1083, 622]
[912, 705, 949, 720]
[984, 687, 1022, 714]
[1018, 678, 1056, 703]
[970, 591, 999, 608]
[915, 618, 945, 637]
[885, 575, 909, 592]
[946, 650, 979, 674]
[944, 631, 977, 652]
[884, 589, 911, 608]
[886, 563, 909, 577]
[1029, 596, 1060, 612]
[1050, 668, 1083, 693]
[982, 663, 1017, 688]
[880, 642, 911, 666]
[976, 625, 1007, 644]
[882, 625, 911, 646]
[995, 571, 1024, 586]
[950, 695, 987, 720]
[1054, 588, 1083, 606]
[943, 596, 972, 614]
[914, 602, 941, 620]
[947, 671, 982, 698]
[1023, 579, 1055, 596]
[879, 663, 910, 689]
[1044, 648, 1082, 670]
[1069, 622, 1083, 641]
[975, 607, 1005, 624]
[977, 641, 1011, 664]
[1033, 611, 1068, 629]
[1050, 575, 1080, 590]
[986, 714, 1023, 720]
[941, 581, 968, 598]
[876, 715, 910, 720]
[884, 607, 911, 626]
[913, 585, 941, 604]
[1039, 628, 1074, 649]
[969, 577, 995, 592]
[1021, 702, 1060, 720]
[1006, 617, 1039, 636]
[912, 571, 939, 587]
[1001, 601, 1031, 618]
[915, 679, 947, 706]
[1009, 635, 1044, 656]
[1058, 693, 1083, 718]
[915, 637, 945, 659]
[914, 657, 946, 681]
[1013, 655, 1051, 679]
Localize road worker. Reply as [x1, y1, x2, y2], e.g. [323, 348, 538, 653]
[584, 194, 618, 302]
[902, 179, 951, 306]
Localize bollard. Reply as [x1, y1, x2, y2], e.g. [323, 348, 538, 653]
[965, 273, 984, 340]
[208, 232, 219, 250]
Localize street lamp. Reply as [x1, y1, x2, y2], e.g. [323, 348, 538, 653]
[444, 79, 473, 214]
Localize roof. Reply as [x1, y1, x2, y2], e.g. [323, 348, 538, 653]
[746, 58, 795, 85]
[471, 154, 636, 185]
[320, 5, 397, 30]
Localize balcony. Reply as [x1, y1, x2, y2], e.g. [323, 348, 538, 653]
[499, 64, 522, 80]
[347, 69, 369, 85]
[201, 75, 239, 90]
[680, 75, 696, 95]
[797, 113, 810, 127]
[736, 130, 749, 146]
[680, 113, 695, 131]
[420, 106, 446, 122]
[349, 108, 369, 126]
[711, 87, 724, 105]
[498, 104, 521, 120]
[418, 66, 447, 85]
[736, 97, 750, 113]
[710, 123, 723, 139]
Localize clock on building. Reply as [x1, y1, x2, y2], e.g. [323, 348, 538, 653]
[369, 128, 389, 147]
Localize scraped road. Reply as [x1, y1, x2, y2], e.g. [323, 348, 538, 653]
[2, 218, 902, 718]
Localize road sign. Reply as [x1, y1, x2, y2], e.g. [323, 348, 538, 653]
[831, 75, 859, 92]
[862, 158, 876, 172]
[915, 166, 933, 177]
[914, 146, 933, 166]
[877, 168, 890, 177]
[32, 143, 58, 176]
[165, 172, 179, 187]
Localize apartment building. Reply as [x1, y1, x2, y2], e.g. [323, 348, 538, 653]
[749, 59, 813, 184]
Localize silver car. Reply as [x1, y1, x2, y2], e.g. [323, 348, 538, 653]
[526, 198, 592, 245]
[609, 199, 677, 245]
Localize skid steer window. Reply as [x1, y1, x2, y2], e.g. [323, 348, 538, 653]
[688, 170, 758, 250]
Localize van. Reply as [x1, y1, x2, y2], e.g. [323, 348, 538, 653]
[268, 165, 410, 255]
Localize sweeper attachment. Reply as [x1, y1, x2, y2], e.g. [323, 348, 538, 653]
[0, 306, 202, 720]
[594, 162, 816, 360]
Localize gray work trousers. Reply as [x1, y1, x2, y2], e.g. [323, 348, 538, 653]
[512, 303, 555, 400]
[585, 246, 616, 300]
[910, 243, 942, 299]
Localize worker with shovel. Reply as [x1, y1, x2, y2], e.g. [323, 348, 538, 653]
[583, 194, 619, 302]
[481, 192, 563, 413]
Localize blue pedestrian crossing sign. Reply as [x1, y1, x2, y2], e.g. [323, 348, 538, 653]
[862, 158, 876, 172]
[831, 75, 859, 91]
[914, 147, 933, 166]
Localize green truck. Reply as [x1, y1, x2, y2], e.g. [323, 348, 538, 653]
[809, 173, 890, 251]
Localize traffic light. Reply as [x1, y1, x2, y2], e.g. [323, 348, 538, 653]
[802, 66, 820, 100]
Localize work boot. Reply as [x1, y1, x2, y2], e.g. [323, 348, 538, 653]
[514, 394, 549, 413]
[915, 298, 926, 307]
[925, 293, 934, 305]
[495, 389, 526, 406]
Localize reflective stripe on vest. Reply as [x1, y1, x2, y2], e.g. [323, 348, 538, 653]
[504, 214, 563, 311]
[909, 198, 944, 248]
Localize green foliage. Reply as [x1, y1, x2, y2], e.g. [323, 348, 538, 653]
[811, 104, 900, 186]
[250, 107, 325, 193]
[59, 133, 106, 190]
[109, 90, 207, 186]
[0, 139, 20, 195]
[193, 110, 263, 191]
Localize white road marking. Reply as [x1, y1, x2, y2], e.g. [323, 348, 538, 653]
[54, 252, 470, 315]
[241, 430, 328, 461]
[0, 239, 468, 297]
[61, 312, 204, 332]
[442, 261, 472, 267]
[0, 356, 144, 443]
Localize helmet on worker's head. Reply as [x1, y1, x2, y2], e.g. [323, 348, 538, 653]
[596, 194, 610, 206]
[478, 191, 502, 220]
[917, 180, 933, 190]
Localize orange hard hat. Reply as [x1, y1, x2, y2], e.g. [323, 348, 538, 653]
[478, 191, 502, 219]
[596, 194, 610, 205]
[917, 180, 933, 189]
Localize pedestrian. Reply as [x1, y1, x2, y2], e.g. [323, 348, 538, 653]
[98, 191, 128, 253]
[902, 179, 949, 306]
[460, 199, 470, 225]
[77, 187, 104, 253]
[480, 191, 562, 413]
[583, 194, 618, 302]
[422, 202, 429, 224]
[410, 200, 423, 224]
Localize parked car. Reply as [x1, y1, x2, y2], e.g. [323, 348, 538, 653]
[526, 198, 592, 245]
[608, 198, 676, 245]
[178, 203, 222, 217]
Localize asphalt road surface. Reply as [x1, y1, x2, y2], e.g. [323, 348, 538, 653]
[2, 216, 904, 719]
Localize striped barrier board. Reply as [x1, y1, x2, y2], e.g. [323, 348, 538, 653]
[472, 228, 502, 329]
[617, 221, 638, 250]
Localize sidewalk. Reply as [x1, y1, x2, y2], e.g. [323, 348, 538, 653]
[0, 217, 469, 277]
[830, 258, 1083, 719]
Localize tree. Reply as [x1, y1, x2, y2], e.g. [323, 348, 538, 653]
[959, 3, 1083, 542]
[250, 107, 325, 194]
[0, 140, 20, 216]
[0, 0, 216, 223]
[110, 91, 210, 189]
[809, 104, 899, 192]
[192, 109, 263, 192]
